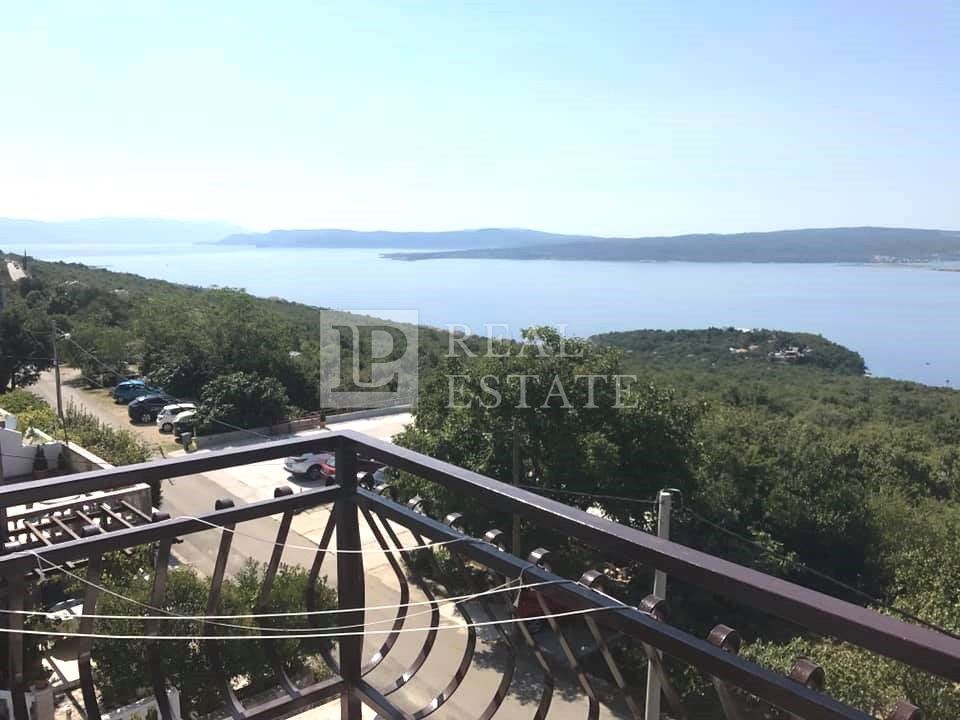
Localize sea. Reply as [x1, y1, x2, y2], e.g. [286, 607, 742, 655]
[14, 243, 960, 388]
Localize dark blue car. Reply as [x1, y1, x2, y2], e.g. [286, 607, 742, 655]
[113, 380, 162, 404]
[128, 394, 175, 423]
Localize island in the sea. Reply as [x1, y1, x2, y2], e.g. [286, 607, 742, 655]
[379, 227, 960, 264]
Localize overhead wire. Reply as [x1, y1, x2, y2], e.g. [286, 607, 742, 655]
[180, 515, 474, 554]
[1, 577, 564, 624]
[59, 333, 272, 441]
[0, 604, 623, 641]
[21, 549, 568, 633]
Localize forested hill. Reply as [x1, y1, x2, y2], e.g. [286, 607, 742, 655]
[384, 226, 960, 263]
[0, 253, 462, 415]
[593, 327, 867, 375]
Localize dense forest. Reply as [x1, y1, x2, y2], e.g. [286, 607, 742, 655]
[395, 327, 960, 717]
[593, 326, 867, 374]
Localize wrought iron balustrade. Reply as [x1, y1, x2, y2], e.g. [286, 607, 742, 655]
[1, 430, 957, 720]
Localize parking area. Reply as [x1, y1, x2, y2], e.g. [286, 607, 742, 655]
[33, 367, 183, 453]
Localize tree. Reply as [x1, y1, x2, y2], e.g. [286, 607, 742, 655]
[88, 552, 337, 716]
[199, 371, 291, 431]
[394, 327, 699, 528]
[60, 323, 135, 387]
[0, 305, 54, 390]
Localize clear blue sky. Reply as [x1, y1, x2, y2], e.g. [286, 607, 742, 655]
[1, 1, 957, 235]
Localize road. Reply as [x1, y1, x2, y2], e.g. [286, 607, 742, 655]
[31, 369, 618, 718]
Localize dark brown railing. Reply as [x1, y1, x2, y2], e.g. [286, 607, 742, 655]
[1, 430, 957, 720]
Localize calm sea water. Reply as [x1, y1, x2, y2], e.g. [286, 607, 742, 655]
[16, 243, 960, 387]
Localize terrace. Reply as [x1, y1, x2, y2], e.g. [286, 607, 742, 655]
[2, 430, 958, 720]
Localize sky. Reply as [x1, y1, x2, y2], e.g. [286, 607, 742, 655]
[0, 1, 957, 236]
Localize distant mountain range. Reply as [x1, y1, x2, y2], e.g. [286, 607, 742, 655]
[0, 218, 243, 247]
[379, 227, 960, 263]
[6, 220, 960, 264]
[219, 227, 595, 250]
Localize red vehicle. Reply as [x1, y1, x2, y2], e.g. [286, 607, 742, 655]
[515, 587, 570, 633]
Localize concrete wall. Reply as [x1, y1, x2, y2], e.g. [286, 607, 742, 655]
[1, 405, 113, 478]
[195, 405, 411, 449]
[62, 439, 113, 473]
[0, 425, 62, 479]
[198, 414, 327, 448]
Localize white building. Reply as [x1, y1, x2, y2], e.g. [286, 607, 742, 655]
[0, 410, 63, 480]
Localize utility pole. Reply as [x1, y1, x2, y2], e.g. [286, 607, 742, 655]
[511, 422, 522, 554]
[51, 321, 68, 444]
[644, 489, 672, 720]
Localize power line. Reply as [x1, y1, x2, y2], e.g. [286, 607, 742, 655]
[169, 515, 474, 554]
[679, 506, 960, 640]
[0, 604, 622, 642]
[22, 550, 558, 634]
[61, 333, 272, 441]
[0, 577, 561, 625]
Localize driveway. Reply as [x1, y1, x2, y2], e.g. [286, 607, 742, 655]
[32, 367, 179, 454]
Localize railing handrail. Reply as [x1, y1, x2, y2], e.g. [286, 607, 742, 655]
[0, 485, 341, 571]
[338, 429, 960, 682]
[1, 429, 957, 684]
[362, 488, 873, 720]
[0, 434, 341, 506]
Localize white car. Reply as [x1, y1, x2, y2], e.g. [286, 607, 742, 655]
[284, 452, 333, 482]
[156, 402, 197, 433]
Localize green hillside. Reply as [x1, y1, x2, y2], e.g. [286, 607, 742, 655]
[385, 226, 960, 263]
[0, 252, 467, 422]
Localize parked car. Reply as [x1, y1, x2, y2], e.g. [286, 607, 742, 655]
[320, 454, 382, 480]
[284, 452, 334, 482]
[128, 394, 175, 424]
[515, 587, 570, 633]
[113, 380, 162, 404]
[360, 466, 391, 490]
[156, 402, 197, 433]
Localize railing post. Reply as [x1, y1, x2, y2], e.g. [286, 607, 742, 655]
[335, 440, 364, 720]
[645, 489, 672, 720]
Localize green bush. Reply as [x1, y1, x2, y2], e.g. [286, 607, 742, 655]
[199, 371, 292, 431]
[91, 553, 337, 716]
[0, 390, 58, 432]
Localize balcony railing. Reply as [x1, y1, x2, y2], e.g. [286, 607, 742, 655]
[1, 430, 958, 720]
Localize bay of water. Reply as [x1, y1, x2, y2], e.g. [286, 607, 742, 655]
[16, 243, 960, 387]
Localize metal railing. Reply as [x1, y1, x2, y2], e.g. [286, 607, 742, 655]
[1, 430, 956, 720]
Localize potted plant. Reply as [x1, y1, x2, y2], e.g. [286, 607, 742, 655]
[32, 445, 49, 479]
